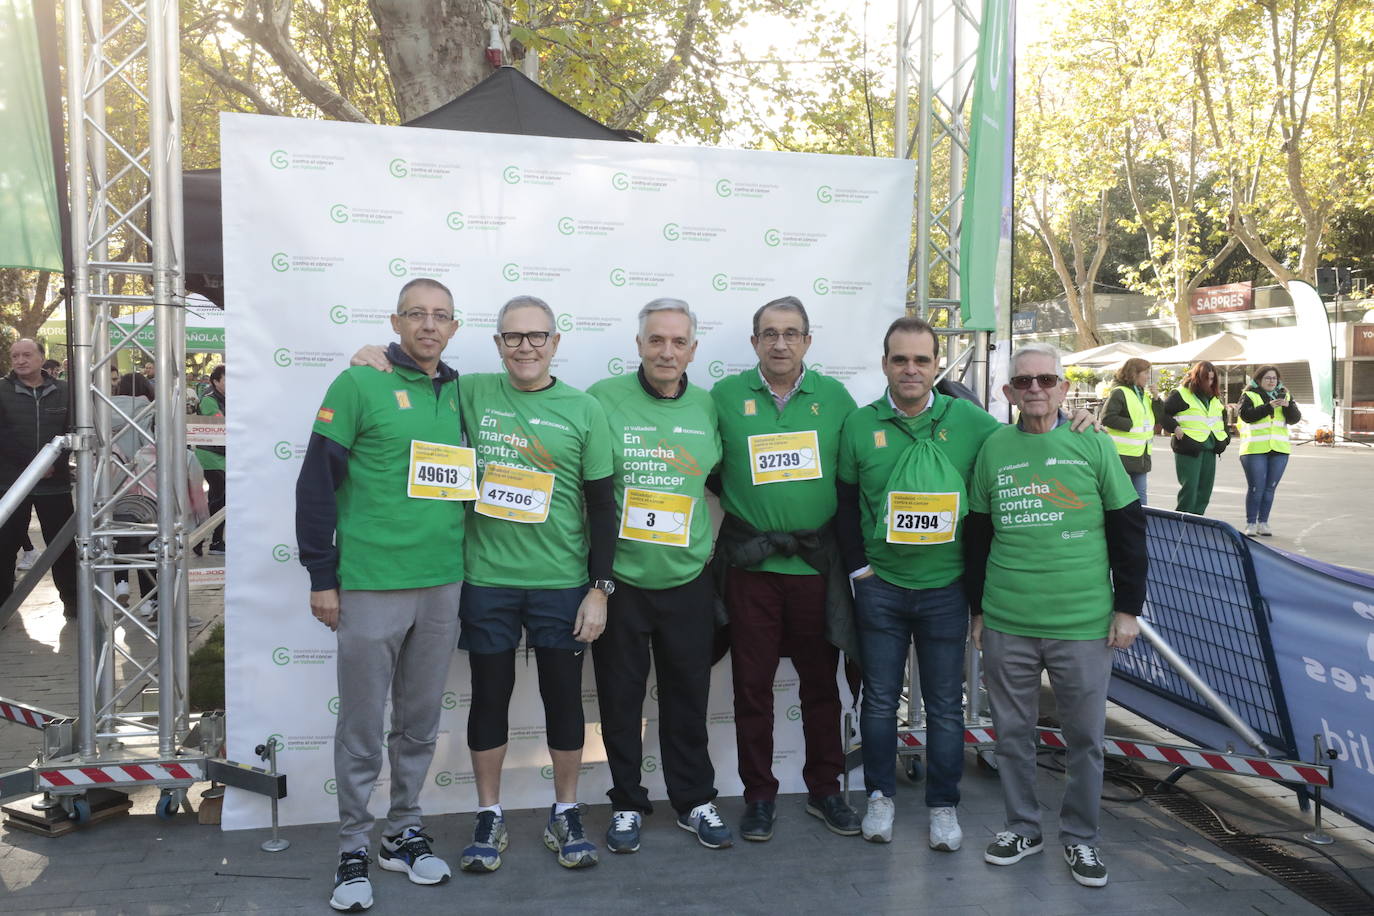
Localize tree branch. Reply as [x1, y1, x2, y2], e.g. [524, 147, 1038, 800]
[186, 43, 285, 116]
[606, 0, 704, 128]
[233, 0, 370, 122]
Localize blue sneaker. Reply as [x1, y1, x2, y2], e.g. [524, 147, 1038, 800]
[543, 805, 599, 868]
[379, 826, 450, 885]
[459, 811, 507, 873]
[677, 802, 733, 849]
[606, 810, 642, 854]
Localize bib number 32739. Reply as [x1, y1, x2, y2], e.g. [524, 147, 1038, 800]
[747, 430, 822, 485]
[475, 463, 555, 524]
[886, 491, 959, 545]
[407, 440, 477, 501]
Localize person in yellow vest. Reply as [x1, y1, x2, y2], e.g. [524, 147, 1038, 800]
[1160, 360, 1229, 515]
[1236, 365, 1300, 537]
[1099, 358, 1162, 505]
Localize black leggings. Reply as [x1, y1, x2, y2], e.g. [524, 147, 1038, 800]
[467, 647, 586, 752]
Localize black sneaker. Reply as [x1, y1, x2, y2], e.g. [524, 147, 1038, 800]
[984, 831, 1043, 865]
[1064, 843, 1109, 887]
[739, 800, 776, 842]
[330, 849, 373, 912]
[805, 793, 861, 836]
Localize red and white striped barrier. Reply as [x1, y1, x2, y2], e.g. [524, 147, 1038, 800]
[896, 726, 1331, 788]
[37, 761, 201, 790]
[0, 699, 60, 730]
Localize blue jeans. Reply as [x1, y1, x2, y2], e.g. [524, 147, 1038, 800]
[1240, 452, 1289, 523]
[853, 575, 968, 804]
[1128, 471, 1148, 506]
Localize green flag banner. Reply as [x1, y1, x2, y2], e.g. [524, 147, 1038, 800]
[0, 0, 63, 272]
[958, 0, 1015, 331]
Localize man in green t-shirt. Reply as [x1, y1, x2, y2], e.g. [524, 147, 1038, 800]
[587, 298, 732, 854]
[964, 342, 1146, 889]
[835, 316, 1000, 850]
[709, 295, 861, 842]
[295, 278, 464, 912]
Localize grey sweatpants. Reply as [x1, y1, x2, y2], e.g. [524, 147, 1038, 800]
[335, 582, 461, 853]
[982, 626, 1113, 846]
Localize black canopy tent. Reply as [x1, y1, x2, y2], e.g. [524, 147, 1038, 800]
[186, 67, 634, 306]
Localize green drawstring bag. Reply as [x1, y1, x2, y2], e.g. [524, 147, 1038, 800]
[874, 431, 968, 546]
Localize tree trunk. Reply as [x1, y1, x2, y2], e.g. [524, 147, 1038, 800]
[368, 0, 503, 122]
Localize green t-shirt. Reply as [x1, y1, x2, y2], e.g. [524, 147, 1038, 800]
[311, 365, 464, 590]
[837, 390, 1001, 590]
[969, 422, 1138, 640]
[460, 373, 614, 589]
[587, 373, 721, 590]
[196, 393, 225, 471]
[711, 366, 857, 575]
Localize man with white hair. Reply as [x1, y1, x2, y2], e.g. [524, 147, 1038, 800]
[964, 342, 1146, 888]
[587, 298, 731, 853]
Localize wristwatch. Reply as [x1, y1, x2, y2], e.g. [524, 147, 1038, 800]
[591, 578, 616, 596]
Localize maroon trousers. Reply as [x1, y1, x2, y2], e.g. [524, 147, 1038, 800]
[726, 567, 843, 802]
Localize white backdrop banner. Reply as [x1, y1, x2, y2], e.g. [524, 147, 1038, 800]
[221, 113, 915, 830]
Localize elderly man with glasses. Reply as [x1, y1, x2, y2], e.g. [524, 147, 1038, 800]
[297, 278, 465, 912]
[963, 342, 1146, 889]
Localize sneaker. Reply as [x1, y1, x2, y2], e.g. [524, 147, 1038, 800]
[606, 810, 641, 854]
[379, 826, 450, 885]
[459, 810, 507, 873]
[137, 598, 157, 621]
[1257, 522, 1273, 537]
[114, 579, 130, 606]
[330, 849, 373, 912]
[805, 793, 861, 836]
[861, 793, 894, 843]
[929, 806, 962, 851]
[677, 802, 733, 849]
[1064, 843, 1109, 887]
[739, 800, 776, 842]
[1244, 523, 1258, 537]
[543, 805, 599, 868]
[984, 831, 1043, 865]
[17, 548, 39, 570]
[208, 542, 226, 555]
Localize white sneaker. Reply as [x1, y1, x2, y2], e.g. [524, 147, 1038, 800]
[929, 806, 962, 851]
[16, 548, 39, 570]
[137, 599, 157, 621]
[379, 826, 450, 885]
[861, 792, 894, 843]
[115, 580, 130, 606]
[1243, 523, 1258, 537]
[1257, 522, 1272, 536]
[330, 849, 373, 911]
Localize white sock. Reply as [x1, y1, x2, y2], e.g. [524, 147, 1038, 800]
[478, 803, 502, 817]
[870, 790, 885, 800]
[554, 801, 577, 815]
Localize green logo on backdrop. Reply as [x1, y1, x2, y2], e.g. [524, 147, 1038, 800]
[272, 544, 292, 562]
[711, 273, 728, 292]
[608, 267, 627, 287]
[763, 228, 781, 247]
[557, 313, 574, 332]
[272, 647, 291, 666]
[649, 684, 659, 702]
[328, 696, 340, 715]
[708, 360, 726, 379]
[503, 165, 521, 184]
[266, 734, 285, 752]
[273, 348, 293, 367]
[502, 263, 521, 282]
[388, 258, 408, 277]
[271, 252, 290, 272]
[324, 778, 337, 795]
[641, 756, 659, 773]
[329, 204, 349, 223]
[434, 771, 454, 787]
[269, 150, 289, 169]
[540, 765, 555, 780]
[446, 211, 465, 231]
[329, 305, 349, 325]
[816, 185, 834, 203]
[441, 692, 458, 710]
[388, 158, 408, 178]
[715, 178, 733, 198]
[786, 705, 802, 721]
[812, 277, 830, 296]
[662, 222, 681, 241]
[273, 441, 293, 460]
[607, 357, 626, 376]
[611, 171, 630, 191]
[557, 217, 576, 235]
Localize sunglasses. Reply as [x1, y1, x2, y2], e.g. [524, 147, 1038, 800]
[1009, 374, 1061, 390]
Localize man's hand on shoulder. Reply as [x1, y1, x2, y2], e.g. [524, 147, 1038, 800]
[350, 345, 392, 372]
[1107, 611, 1139, 649]
[311, 588, 341, 631]
[1069, 407, 1102, 433]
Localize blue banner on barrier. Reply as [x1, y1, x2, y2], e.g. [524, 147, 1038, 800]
[1250, 541, 1374, 831]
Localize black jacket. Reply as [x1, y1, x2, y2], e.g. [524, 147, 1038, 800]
[1161, 389, 1230, 457]
[0, 371, 71, 495]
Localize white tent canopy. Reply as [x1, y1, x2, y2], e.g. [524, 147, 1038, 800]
[1061, 340, 1161, 367]
[1140, 331, 1248, 366]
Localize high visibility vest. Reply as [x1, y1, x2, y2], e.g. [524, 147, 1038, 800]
[1107, 386, 1154, 457]
[1237, 389, 1292, 455]
[1174, 388, 1227, 444]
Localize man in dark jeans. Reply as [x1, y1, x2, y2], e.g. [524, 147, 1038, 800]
[0, 338, 78, 619]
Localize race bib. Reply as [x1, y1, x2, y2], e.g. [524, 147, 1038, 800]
[618, 488, 693, 548]
[748, 430, 822, 485]
[474, 463, 555, 524]
[886, 491, 959, 545]
[407, 441, 477, 501]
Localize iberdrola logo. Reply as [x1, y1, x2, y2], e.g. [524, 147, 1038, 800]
[388, 158, 408, 178]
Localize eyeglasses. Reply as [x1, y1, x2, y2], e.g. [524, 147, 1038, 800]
[498, 331, 551, 348]
[757, 329, 805, 344]
[399, 309, 454, 324]
[1009, 374, 1061, 390]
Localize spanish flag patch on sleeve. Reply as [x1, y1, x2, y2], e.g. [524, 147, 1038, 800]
[316, 407, 335, 423]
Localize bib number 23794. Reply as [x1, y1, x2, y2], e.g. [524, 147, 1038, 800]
[886, 491, 959, 545]
[475, 463, 555, 524]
